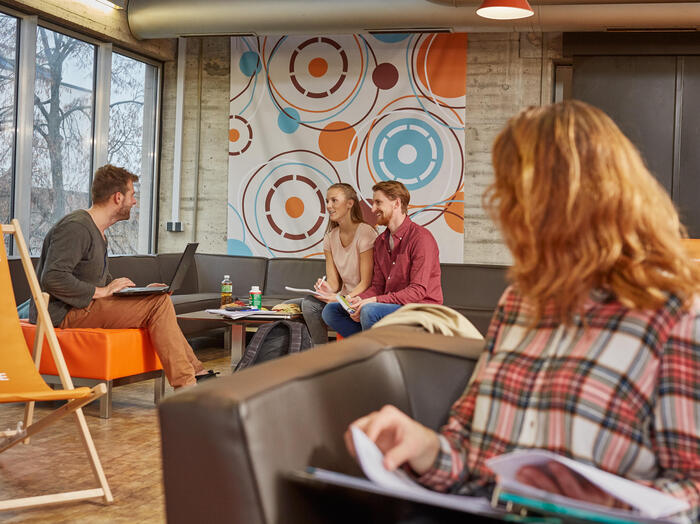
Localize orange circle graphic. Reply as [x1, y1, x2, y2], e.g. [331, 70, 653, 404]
[319, 121, 358, 162]
[444, 191, 464, 233]
[229, 128, 240, 142]
[285, 197, 305, 218]
[417, 34, 467, 99]
[308, 57, 328, 78]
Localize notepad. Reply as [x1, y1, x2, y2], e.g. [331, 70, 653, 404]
[336, 293, 356, 314]
[284, 286, 321, 296]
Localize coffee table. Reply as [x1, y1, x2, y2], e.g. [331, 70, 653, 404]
[177, 310, 302, 364]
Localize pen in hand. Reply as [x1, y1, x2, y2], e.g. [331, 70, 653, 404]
[315, 275, 327, 291]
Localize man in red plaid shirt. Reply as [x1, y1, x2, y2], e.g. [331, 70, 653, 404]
[346, 101, 700, 522]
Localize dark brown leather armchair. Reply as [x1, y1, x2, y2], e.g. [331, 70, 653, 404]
[159, 326, 484, 524]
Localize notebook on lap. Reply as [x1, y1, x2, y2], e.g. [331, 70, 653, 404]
[113, 243, 198, 297]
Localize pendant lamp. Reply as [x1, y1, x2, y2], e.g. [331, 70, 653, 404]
[476, 0, 534, 20]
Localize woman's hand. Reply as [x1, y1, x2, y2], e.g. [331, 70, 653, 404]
[516, 461, 630, 509]
[314, 291, 337, 303]
[315, 278, 333, 294]
[344, 405, 440, 475]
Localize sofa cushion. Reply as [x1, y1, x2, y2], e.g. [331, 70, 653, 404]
[157, 252, 199, 295]
[9, 256, 38, 304]
[108, 255, 161, 287]
[195, 253, 268, 298]
[264, 258, 325, 298]
[170, 292, 220, 314]
[440, 263, 509, 310]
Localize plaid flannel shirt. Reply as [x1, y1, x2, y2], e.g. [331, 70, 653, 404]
[418, 286, 700, 521]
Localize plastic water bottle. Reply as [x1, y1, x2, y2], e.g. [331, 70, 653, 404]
[249, 285, 262, 309]
[220, 275, 233, 307]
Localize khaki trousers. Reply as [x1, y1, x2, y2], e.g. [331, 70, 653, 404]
[60, 294, 204, 388]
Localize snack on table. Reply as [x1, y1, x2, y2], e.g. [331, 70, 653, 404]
[271, 303, 302, 314]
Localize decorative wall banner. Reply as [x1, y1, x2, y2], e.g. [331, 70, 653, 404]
[228, 33, 466, 261]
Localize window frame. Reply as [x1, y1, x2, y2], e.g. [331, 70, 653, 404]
[0, 10, 20, 252]
[0, 6, 162, 255]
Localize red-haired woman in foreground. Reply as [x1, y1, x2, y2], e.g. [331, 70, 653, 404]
[346, 101, 700, 521]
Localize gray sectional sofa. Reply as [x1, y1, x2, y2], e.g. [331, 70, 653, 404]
[9, 253, 509, 336]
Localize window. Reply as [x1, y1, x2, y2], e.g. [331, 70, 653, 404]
[107, 53, 158, 254]
[0, 13, 17, 252]
[30, 27, 95, 253]
[0, 8, 161, 256]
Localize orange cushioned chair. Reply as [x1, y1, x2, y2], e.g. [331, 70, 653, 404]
[19, 322, 164, 419]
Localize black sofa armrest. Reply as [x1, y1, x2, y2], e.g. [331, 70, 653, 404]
[159, 326, 483, 524]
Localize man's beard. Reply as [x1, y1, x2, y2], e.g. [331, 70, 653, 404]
[375, 210, 391, 226]
[116, 204, 132, 221]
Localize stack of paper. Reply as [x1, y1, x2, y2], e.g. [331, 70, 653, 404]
[205, 308, 282, 320]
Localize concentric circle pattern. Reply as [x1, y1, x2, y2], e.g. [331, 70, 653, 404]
[240, 150, 341, 255]
[228, 33, 467, 261]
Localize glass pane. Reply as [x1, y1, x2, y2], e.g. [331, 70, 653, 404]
[30, 27, 95, 254]
[0, 13, 18, 254]
[107, 53, 157, 254]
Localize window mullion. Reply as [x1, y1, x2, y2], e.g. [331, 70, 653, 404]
[92, 42, 112, 185]
[12, 14, 37, 253]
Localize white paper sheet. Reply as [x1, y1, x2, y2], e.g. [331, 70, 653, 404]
[347, 426, 497, 515]
[284, 286, 321, 296]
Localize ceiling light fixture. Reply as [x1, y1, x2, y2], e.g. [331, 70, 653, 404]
[476, 0, 534, 20]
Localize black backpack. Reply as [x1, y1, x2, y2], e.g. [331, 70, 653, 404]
[234, 320, 313, 371]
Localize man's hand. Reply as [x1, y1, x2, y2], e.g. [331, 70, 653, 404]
[349, 296, 376, 321]
[94, 277, 135, 299]
[515, 461, 630, 509]
[147, 283, 167, 288]
[345, 405, 440, 475]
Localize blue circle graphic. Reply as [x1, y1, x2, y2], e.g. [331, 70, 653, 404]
[239, 51, 262, 77]
[372, 118, 443, 190]
[277, 107, 300, 134]
[372, 33, 410, 43]
[227, 238, 253, 256]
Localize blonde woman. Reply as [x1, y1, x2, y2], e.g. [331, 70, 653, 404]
[290, 183, 376, 344]
[345, 101, 700, 520]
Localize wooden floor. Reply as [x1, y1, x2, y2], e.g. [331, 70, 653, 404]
[0, 338, 230, 524]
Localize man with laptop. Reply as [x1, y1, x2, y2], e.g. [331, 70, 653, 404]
[29, 165, 216, 388]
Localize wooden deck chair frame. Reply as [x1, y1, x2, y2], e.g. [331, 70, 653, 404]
[0, 219, 113, 510]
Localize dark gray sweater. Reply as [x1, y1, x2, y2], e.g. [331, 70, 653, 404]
[29, 210, 112, 326]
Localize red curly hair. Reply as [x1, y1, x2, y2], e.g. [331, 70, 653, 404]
[484, 100, 700, 324]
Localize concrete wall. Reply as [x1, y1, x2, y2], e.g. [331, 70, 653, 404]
[158, 37, 230, 254]
[464, 32, 562, 264]
[158, 32, 562, 263]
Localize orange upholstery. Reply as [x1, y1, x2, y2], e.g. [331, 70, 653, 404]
[20, 321, 162, 381]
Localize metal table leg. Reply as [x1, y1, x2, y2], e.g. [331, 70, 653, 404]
[228, 323, 246, 365]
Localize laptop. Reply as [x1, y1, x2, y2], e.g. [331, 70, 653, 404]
[113, 243, 198, 297]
